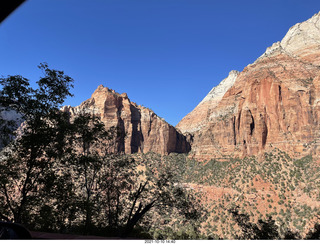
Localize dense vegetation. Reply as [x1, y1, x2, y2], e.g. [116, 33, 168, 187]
[155, 150, 320, 239]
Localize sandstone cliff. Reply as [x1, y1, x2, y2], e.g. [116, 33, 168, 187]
[63, 85, 190, 155]
[177, 11, 320, 160]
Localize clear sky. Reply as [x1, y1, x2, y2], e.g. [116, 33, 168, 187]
[1, 0, 320, 126]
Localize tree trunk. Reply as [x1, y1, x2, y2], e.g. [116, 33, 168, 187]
[122, 200, 156, 237]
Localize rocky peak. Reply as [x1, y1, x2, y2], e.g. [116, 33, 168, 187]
[255, 11, 320, 65]
[93, 85, 128, 99]
[63, 85, 190, 155]
[281, 11, 320, 53]
[200, 70, 239, 104]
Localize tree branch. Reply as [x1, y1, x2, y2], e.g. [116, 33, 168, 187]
[1, 183, 15, 217]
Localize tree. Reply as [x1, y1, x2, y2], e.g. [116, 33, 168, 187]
[228, 207, 317, 240]
[305, 223, 320, 239]
[229, 207, 279, 239]
[0, 63, 74, 224]
[0, 108, 22, 148]
[126, 153, 205, 239]
[65, 111, 121, 234]
[58, 114, 203, 237]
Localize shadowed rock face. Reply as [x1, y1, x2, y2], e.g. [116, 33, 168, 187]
[177, 12, 320, 161]
[63, 85, 190, 155]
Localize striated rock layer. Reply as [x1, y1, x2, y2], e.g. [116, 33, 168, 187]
[177, 11, 320, 161]
[63, 85, 190, 155]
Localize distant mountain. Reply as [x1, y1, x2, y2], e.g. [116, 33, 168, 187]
[177, 11, 320, 161]
[62, 85, 190, 155]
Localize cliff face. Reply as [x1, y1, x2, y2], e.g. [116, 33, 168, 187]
[63, 85, 190, 155]
[177, 12, 320, 161]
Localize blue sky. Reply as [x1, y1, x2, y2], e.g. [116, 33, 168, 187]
[1, 0, 320, 126]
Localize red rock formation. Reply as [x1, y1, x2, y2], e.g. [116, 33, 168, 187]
[63, 85, 190, 155]
[177, 12, 320, 161]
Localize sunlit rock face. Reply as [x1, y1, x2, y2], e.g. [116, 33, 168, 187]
[62, 85, 190, 155]
[177, 12, 320, 161]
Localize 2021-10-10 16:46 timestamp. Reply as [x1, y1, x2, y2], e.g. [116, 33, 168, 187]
[145, 240, 176, 243]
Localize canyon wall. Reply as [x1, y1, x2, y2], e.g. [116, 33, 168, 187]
[177, 12, 320, 160]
